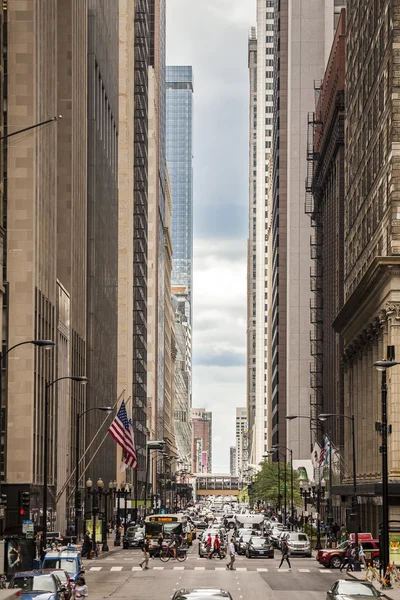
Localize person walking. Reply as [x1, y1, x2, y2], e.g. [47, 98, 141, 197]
[205, 533, 212, 559]
[153, 533, 163, 559]
[277, 540, 291, 570]
[226, 537, 236, 570]
[139, 539, 150, 570]
[81, 531, 92, 560]
[339, 545, 350, 572]
[74, 577, 88, 599]
[210, 534, 223, 560]
[359, 544, 366, 569]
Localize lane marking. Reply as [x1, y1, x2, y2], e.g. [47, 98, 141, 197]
[298, 569, 310, 573]
[194, 567, 205, 571]
[236, 568, 247, 571]
[277, 569, 289, 572]
[319, 569, 332, 573]
[89, 567, 102, 571]
[153, 567, 164, 570]
[257, 568, 268, 572]
[215, 568, 226, 571]
[131, 567, 142, 571]
[110, 566, 123, 572]
[173, 567, 185, 570]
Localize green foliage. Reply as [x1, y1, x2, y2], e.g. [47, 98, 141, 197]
[252, 460, 302, 508]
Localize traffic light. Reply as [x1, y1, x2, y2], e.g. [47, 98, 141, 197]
[22, 491, 30, 511]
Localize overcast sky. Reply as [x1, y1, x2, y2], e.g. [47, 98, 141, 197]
[166, 0, 255, 472]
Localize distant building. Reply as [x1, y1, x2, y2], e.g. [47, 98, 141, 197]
[166, 66, 194, 322]
[236, 408, 248, 477]
[191, 408, 212, 473]
[230, 447, 237, 476]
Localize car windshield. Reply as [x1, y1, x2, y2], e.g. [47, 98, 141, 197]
[174, 592, 230, 600]
[336, 583, 380, 597]
[250, 538, 270, 547]
[289, 534, 308, 542]
[52, 572, 67, 584]
[44, 558, 77, 575]
[11, 575, 56, 593]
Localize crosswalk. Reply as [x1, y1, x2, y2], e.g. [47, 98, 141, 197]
[87, 564, 333, 573]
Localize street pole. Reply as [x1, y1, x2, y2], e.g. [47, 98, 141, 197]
[290, 450, 294, 530]
[42, 383, 50, 558]
[144, 446, 150, 518]
[350, 414, 361, 570]
[277, 454, 281, 522]
[381, 370, 389, 576]
[316, 486, 321, 550]
[75, 412, 80, 543]
[283, 459, 287, 527]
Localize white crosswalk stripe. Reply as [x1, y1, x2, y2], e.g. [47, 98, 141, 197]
[194, 567, 205, 571]
[257, 568, 268, 572]
[89, 567, 102, 571]
[131, 567, 142, 571]
[110, 567, 123, 571]
[173, 567, 185, 570]
[153, 567, 164, 570]
[236, 568, 247, 571]
[319, 569, 332, 573]
[85, 564, 337, 574]
[298, 569, 310, 573]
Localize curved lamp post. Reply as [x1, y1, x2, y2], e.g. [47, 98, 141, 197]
[0, 339, 55, 531]
[86, 477, 104, 555]
[41, 375, 88, 558]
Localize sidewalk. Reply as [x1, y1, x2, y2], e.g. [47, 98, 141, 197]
[348, 568, 400, 600]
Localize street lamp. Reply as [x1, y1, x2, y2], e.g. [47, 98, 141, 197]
[74, 406, 113, 541]
[299, 479, 312, 526]
[374, 355, 400, 575]
[86, 477, 104, 556]
[144, 441, 166, 517]
[273, 444, 294, 530]
[0, 339, 55, 530]
[41, 374, 88, 558]
[285, 413, 336, 544]
[319, 412, 359, 565]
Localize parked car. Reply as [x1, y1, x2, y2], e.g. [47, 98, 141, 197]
[9, 571, 68, 600]
[318, 540, 380, 569]
[172, 590, 233, 600]
[42, 551, 85, 583]
[43, 570, 74, 600]
[245, 537, 274, 559]
[284, 532, 312, 557]
[326, 580, 382, 600]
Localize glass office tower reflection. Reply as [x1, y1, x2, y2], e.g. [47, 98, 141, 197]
[166, 66, 194, 319]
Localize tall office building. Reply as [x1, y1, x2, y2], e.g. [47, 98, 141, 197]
[132, 0, 150, 496]
[172, 293, 192, 470]
[235, 408, 248, 479]
[85, 0, 119, 488]
[4, 1, 89, 532]
[166, 66, 194, 320]
[247, 2, 274, 466]
[333, 0, 400, 534]
[270, 0, 345, 459]
[191, 408, 212, 473]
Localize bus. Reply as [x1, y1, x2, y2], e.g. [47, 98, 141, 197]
[144, 514, 192, 553]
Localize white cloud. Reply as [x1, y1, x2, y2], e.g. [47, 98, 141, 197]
[166, 1, 254, 472]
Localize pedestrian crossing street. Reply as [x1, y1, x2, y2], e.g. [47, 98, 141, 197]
[87, 563, 333, 573]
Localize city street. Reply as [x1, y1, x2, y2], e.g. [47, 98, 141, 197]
[86, 542, 350, 600]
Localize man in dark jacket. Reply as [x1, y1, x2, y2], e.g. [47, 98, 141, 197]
[81, 531, 92, 559]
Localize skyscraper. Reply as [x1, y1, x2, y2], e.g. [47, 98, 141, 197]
[270, 0, 345, 459]
[235, 408, 248, 479]
[247, 2, 274, 466]
[166, 66, 194, 318]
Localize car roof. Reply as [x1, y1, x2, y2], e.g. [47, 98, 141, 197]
[12, 571, 55, 577]
[44, 551, 79, 558]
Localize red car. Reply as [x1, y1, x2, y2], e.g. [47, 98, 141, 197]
[318, 539, 379, 569]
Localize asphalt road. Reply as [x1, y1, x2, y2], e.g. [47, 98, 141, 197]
[84, 541, 353, 600]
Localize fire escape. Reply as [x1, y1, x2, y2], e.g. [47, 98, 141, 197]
[305, 82, 323, 440]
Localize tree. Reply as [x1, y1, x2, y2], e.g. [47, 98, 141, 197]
[252, 460, 302, 509]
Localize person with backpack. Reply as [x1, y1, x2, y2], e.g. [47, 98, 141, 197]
[277, 540, 291, 570]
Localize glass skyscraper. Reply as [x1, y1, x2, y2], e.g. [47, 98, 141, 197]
[166, 66, 194, 316]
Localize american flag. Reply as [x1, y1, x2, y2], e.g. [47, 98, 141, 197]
[108, 400, 137, 469]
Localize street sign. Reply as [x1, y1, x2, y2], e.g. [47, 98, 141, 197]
[22, 520, 34, 538]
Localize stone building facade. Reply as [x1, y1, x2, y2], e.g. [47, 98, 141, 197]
[334, 0, 400, 534]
